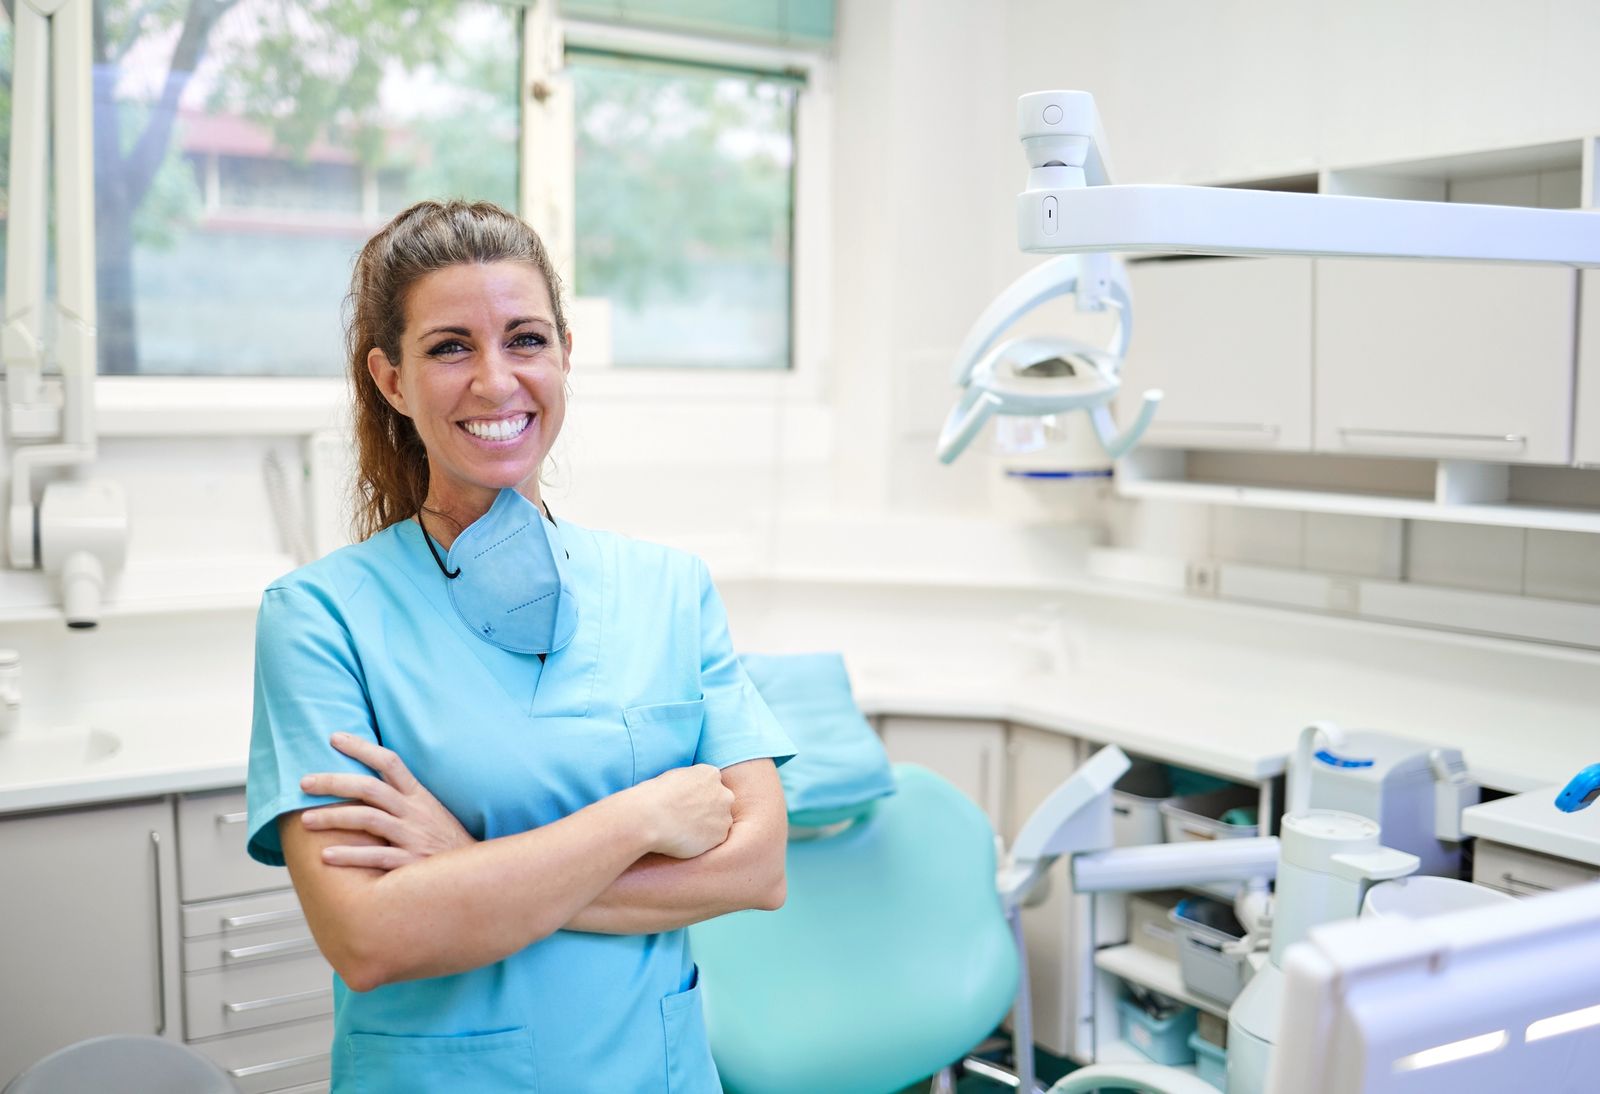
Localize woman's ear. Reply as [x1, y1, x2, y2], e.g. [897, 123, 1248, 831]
[561, 329, 573, 375]
[367, 346, 407, 414]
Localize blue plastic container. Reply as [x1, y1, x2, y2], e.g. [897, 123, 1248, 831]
[1189, 1030, 1227, 1090]
[1116, 998, 1197, 1066]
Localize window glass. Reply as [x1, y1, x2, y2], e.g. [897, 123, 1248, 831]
[93, 0, 520, 376]
[570, 54, 797, 369]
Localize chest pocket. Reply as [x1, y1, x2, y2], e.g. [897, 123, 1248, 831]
[624, 699, 707, 783]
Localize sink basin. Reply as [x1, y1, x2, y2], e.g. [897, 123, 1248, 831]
[0, 728, 122, 783]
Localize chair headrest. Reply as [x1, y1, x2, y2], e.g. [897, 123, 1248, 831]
[740, 652, 896, 829]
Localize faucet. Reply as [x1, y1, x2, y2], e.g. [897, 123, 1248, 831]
[0, 649, 19, 736]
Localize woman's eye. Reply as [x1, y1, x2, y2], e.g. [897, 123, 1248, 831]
[427, 339, 469, 357]
[510, 332, 547, 350]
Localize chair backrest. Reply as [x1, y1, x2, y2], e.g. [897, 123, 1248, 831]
[4, 1035, 238, 1094]
[690, 763, 1020, 1094]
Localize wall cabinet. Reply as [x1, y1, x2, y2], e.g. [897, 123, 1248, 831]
[1314, 260, 1577, 465]
[876, 716, 1007, 832]
[0, 798, 181, 1085]
[1576, 271, 1600, 468]
[1121, 257, 1314, 452]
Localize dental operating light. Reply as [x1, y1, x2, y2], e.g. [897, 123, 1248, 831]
[940, 89, 1600, 466]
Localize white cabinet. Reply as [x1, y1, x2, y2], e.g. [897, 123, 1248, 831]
[0, 798, 182, 1085]
[1004, 725, 1094, 1060]
[1576, 271, 1600, 468]
[1314, 260, 1577, 464]
[877, 716, 1007, 834]
[1120, 258, 1314, 452]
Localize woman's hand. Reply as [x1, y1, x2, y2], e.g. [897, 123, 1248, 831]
[628, 764, 736, 859]
[298, 732, 476, 870]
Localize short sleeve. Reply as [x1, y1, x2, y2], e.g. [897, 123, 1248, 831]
[692, 559, 795, 771]
[246, 583, 382, 866]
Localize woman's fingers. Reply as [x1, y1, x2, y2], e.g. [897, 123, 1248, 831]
[329, 732, 420, 794]
[321, 843, 415, 871]
[301, 804, 401, 842]
[299, 771, 405, 814]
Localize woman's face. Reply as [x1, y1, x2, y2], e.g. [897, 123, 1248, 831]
[369, 261, 570, 525]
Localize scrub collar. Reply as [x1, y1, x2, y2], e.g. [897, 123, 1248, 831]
[420, 488, 579, 656]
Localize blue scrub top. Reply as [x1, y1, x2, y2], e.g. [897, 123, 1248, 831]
[246, 513, 794, 1094]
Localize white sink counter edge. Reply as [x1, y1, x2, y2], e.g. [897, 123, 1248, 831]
[0, 661, 1574, 816]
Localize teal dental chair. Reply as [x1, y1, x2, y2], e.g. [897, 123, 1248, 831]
[691, 761, 1020, 1094]
[692, 653, 1020, 1094]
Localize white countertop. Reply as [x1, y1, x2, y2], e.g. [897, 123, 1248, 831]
[2, 575, 1595, 815]
[1463, 787, 1600, 867]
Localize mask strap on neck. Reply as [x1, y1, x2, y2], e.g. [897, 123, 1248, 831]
[417, 516, 462, 579]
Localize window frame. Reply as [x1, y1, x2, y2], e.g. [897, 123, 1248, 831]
[85, 2, 833, 436]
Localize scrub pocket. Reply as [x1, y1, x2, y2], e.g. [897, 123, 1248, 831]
[347, 1027, 537, 1094]
[624, 699, 706, 783]
[661, 968, 720, 1094]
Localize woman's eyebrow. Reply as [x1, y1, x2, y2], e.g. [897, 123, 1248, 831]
[420, 325, 471, 339]
[505, 316, 552, 331]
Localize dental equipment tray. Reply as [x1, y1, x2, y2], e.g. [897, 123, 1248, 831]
[1159, 787, 1260, 843]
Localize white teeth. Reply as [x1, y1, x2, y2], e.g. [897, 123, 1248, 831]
[462, 414, 531, 441]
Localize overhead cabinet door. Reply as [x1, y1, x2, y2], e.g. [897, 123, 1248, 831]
[1119, 257, 1313, 452]
[1314, 261, 1577, 465]
[1575, 271, 1600, 468]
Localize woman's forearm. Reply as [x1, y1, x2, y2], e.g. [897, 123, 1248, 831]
[566, 760, 788, 935]
[283, 791, 656, 991]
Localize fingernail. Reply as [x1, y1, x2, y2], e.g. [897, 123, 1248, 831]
[300, 776, 314, 790]
[331, 732, 349, 743]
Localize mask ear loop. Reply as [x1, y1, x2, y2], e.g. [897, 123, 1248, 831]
[419, 517, 462, 579]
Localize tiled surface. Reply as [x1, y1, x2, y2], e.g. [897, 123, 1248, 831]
[1404, 522, 1526, 594]
[1303, 513, 1404, 578]
[1524, 529, 1600, 604]
[1211, 507, 1304, 568]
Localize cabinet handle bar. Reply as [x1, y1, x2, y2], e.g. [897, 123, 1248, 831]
[224, 937, 318, 962]
[216, 811, 250, 825]
[224, 987, 333, 1014]
[222, 907, 304, 930]
[229, 1051, 331, 1078]
[1339, 428, 1525, 446]
[150, 830, 166, 1036]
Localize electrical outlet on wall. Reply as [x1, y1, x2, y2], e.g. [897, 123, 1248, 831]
[1185, 560, 1219, 597]
[1327, 577, 1360, 614]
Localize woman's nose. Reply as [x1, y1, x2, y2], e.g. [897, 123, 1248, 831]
[471, 348, 520, 400]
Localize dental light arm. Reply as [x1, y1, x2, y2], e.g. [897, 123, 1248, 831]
[4, 0, 127, 628]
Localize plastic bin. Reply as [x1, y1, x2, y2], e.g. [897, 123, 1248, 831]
[1189, 1031, 1227, 1090]
[1127, 889, 1187, 962]
[1160, 786, 1260, 844]
[1170, 897, 1252, 1005]
[1116, 997, 1197, 1066]
[1112, 761, 1173, 846]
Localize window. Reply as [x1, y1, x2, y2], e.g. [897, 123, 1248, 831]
[92, 0, 520, 376]
[568, 51, 799, 370]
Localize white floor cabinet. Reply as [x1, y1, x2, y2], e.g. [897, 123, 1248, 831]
[0, 797, 182, 1085]
[877, 715, 1008, 834]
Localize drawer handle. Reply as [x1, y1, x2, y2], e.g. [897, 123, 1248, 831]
[216, 811, 250, 825]
[224, 936, 319, 963]
[229, 1051, 331, 1079]
[1338, 427, 1526, 450]
[1499, 872, 1554, 896]
[224, 987, 332, 1014]
[223, 908, 304, 930]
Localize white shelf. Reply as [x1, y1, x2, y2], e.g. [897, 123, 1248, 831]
[1094, 944, 1230, 1020]
[1117, 474, 1600, 534]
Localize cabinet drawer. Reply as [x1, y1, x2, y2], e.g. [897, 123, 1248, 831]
[183, 889, 306, 940]
[189, 1016, 333, 1094]
[185, 954, 334, 1040]
[184, 917, 320, 973]
[1473, 839, 1600, 897]
[178, 789, 287, 902]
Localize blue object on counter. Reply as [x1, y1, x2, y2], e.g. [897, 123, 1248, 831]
[1188, 1031, 1227, 1090]
[1116, 997, 1197, 1066]
[1555, 763, 1600, 813]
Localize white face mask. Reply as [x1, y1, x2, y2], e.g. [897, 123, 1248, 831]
[422, 488, 579, 656]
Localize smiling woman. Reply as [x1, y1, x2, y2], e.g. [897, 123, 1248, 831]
[244, 200, 794, 1093]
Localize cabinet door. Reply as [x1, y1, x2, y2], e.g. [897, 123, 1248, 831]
[1576, 270, 1600, 467]
[876, 717, 1006, 833]
[1119, 257, 1313, 451]
[1314, 260, 1577, 464]
[1005, 725, 1094, 1061]
[0, 798, 179, 1085]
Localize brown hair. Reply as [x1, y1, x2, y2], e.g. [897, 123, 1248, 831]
[345, 199, 568, 540]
